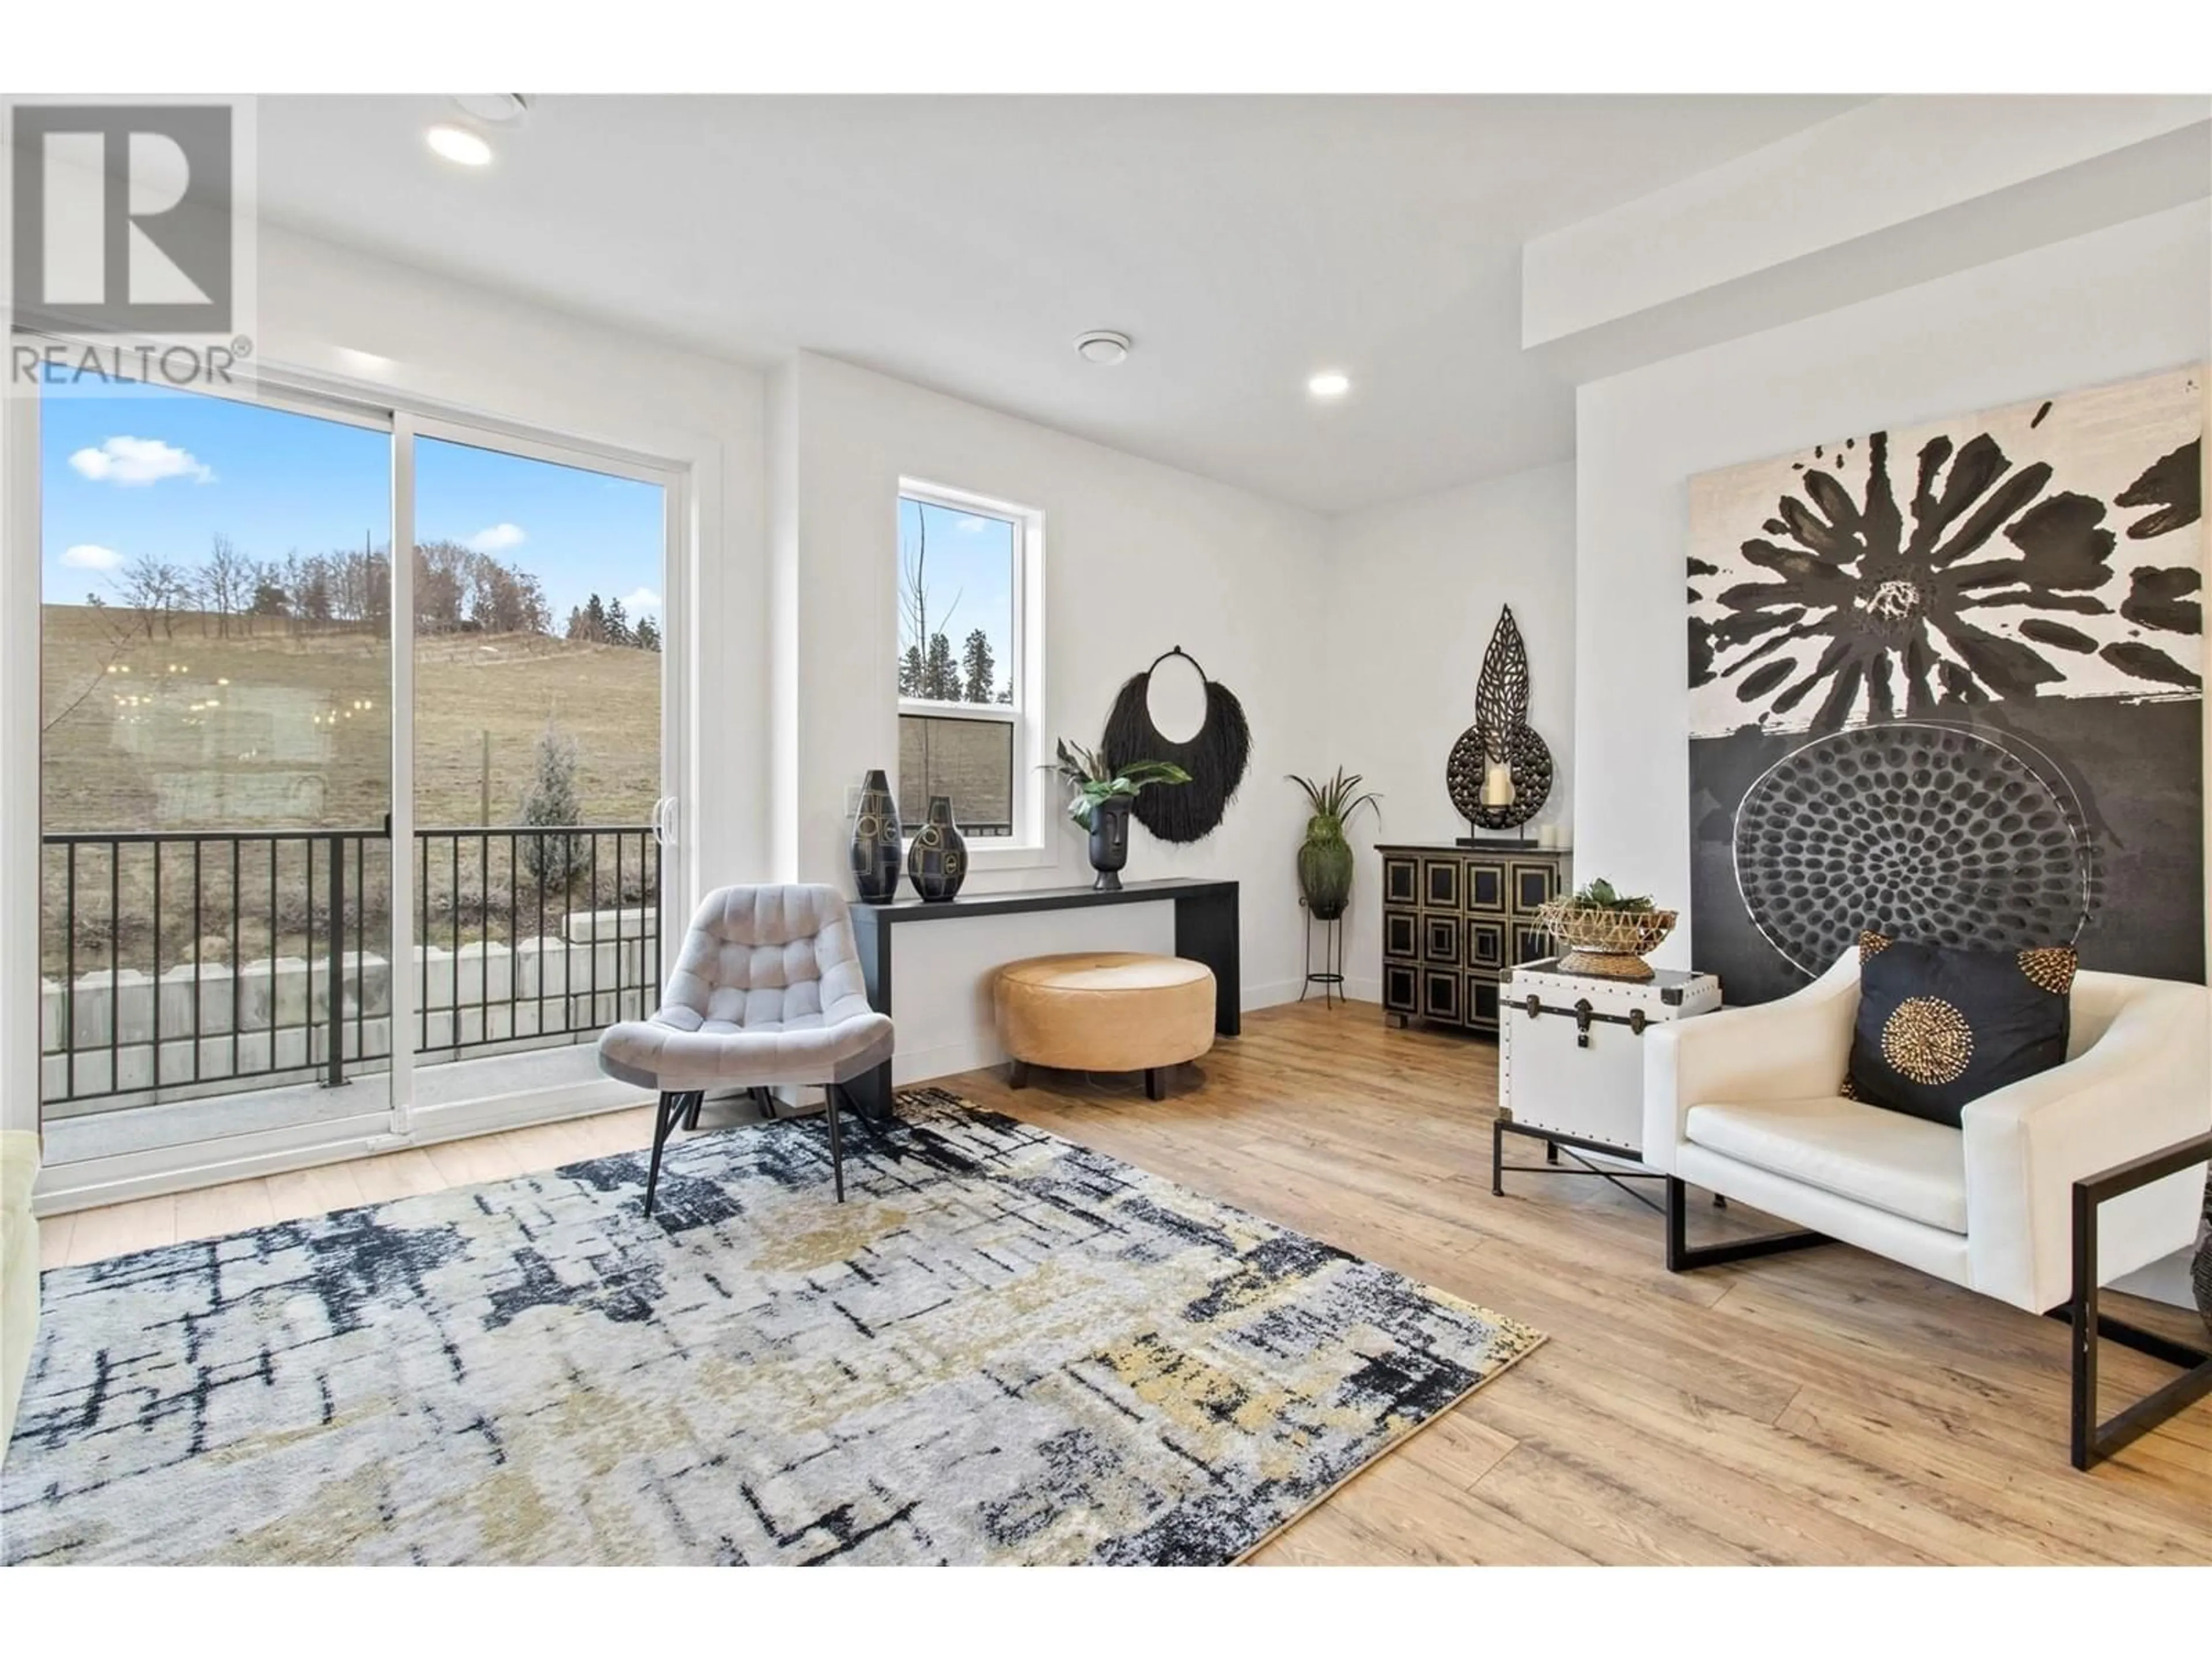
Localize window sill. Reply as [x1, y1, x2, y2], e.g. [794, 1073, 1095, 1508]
[958, 840, 1056, 873]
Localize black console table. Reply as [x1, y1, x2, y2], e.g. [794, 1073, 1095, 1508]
[846, 878, 1241, 1122]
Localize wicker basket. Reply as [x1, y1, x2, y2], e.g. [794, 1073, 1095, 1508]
[1533, 899, 1679, 982]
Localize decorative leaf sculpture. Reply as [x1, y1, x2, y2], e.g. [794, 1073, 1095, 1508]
[1474, 607, 1532, 759]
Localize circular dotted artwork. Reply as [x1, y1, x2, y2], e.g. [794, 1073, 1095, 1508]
[1446, 722, 1553, 831]
[1881, 995, 1975, 1085]
[1732, 723, 2092, 978]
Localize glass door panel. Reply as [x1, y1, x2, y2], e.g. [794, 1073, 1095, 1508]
[407, 431, 668, 1099]
[37, 372, 394, 1162]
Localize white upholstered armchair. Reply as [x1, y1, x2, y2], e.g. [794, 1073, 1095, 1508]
[597, 884, 894, 1213]
[1643, 949, 2209, 1317]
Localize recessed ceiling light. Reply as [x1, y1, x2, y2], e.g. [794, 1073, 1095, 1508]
[1075, 330, 1131, 365]
[452, 93, 530, 127]
[1307, 370, 1351, 399]
[426, 125, 493, 167]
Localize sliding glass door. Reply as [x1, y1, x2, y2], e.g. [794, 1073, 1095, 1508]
[35, 370, 395, 1164]
[26, 353, 683, 1178]
[404, 427, 672, 1107]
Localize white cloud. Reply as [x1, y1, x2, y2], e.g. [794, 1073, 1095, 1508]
[620, 586, 661, 611]
[67, 436, 213, 486]
[956, 515, 994, 533]
[60, 543, 124, 571]
[466, 522, 527, 553]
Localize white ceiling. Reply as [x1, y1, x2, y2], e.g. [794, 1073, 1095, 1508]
[257, 95, 1862, 513]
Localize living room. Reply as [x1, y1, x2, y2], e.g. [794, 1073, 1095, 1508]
[2, 8, 2208, 1630]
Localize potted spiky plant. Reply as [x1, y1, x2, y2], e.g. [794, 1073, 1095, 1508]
[1287, 768, 1381, 921]
[1049, 738, 1190, 891]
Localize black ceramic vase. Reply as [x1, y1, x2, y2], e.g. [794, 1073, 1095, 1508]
[1089, 797, 1132, 891]
[906, 796, 968, 902]
[849, 769, 903, 902]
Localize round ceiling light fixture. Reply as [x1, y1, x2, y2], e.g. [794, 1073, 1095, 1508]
[1075, 330, 1131, 365]
[1307, 370, 1351, 399]
[426, 124, 493, 167]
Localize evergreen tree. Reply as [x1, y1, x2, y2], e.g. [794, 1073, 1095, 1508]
[923, 630, 957, 700]
[606, 597, 631, 647]
[582, 593, 608, 642]
[899, 644, 925, 697]
[634, 613, 661, 653]
[518, 719, 583, 888]
[961, 628, 995, 703]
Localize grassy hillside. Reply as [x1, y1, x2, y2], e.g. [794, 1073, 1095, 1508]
[41, 604, 661, 831]
[39, 605, 662, 977]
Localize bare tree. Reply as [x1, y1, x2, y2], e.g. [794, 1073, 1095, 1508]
[115, 552, 185, 640]
[198, 533, 252, 638]
[897, 508, 961, 697]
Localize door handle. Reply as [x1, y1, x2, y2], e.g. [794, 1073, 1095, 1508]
[653, 795, 677, 848]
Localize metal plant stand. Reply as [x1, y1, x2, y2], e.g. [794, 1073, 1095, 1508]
[1299, 904, 1344, 1007]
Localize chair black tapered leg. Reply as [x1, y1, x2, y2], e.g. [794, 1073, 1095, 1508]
[644, 1089, 696, 1217]
[825, 1085, 846, 1203]
[684, 1092, 703, 1131]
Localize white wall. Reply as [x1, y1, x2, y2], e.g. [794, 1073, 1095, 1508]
[1323, 463, 1577, 1002]
[771, 352, 1334, 1082]
[1573, 199, 2212, 968]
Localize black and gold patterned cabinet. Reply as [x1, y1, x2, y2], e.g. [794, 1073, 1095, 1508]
[1378, 843, 1570, 1037]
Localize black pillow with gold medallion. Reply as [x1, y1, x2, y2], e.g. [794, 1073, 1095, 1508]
[1845, 931, 2077, 1128]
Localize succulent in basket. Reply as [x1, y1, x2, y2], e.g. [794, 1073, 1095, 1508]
[1567, 877, 1656, 913]
[1536, 876, 1677, 981]
[1286, 767, 1380, 921]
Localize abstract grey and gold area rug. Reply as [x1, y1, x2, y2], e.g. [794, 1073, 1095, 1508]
[3, 1089, 1541, 1565]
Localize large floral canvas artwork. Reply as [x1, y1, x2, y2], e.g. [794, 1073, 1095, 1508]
[1687, 365, 2205, 1005]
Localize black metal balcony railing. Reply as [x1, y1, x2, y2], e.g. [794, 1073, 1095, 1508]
[38, 823, 661, 1112]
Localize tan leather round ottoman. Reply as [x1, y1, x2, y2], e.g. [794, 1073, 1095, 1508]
[994, 952, 1217, 1099]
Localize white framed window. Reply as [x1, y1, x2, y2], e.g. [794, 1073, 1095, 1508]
[895, 479, 1045, 858]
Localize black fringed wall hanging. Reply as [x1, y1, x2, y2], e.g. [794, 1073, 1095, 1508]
[1102, 645, 1252, 844]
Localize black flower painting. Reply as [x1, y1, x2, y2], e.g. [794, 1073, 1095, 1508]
[1687, 365, 2207, 1009]
[1690, 414, 2201, 734]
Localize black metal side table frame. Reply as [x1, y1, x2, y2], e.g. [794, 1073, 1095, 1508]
[1491, 1116, 1675, 1218]
[2048, 1130, 2212, 1471]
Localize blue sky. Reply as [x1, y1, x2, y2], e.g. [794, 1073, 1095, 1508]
[40, 380, 664, 629]
[899, 496, 1014, 699]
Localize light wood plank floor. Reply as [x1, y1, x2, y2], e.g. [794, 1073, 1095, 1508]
[42, 1001, 2212, 1563]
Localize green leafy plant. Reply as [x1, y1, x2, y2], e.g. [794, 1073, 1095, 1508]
[1287, 767, 1380, 922]
[1048, 738, 1190, 830]
[1569, 876, 1656, 913]
[1286, 767, 1381, 837]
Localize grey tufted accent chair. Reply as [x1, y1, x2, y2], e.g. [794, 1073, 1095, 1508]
[597, 884, 894, 1213]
